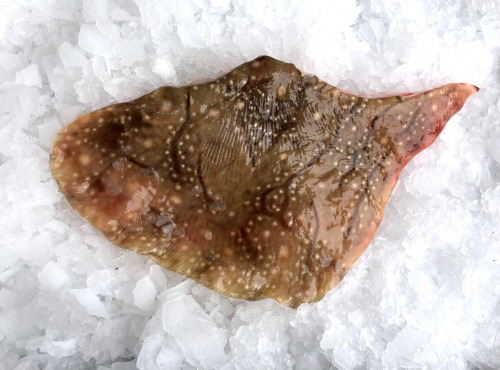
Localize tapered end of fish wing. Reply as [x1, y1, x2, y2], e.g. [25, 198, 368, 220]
[372, 83, 479, 166]
[326, 83, 479, 283]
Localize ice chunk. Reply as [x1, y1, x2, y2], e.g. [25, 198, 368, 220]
[137, 333, 184, 370]
[37, 119, 64, 149]
[0, 52, 24, 72]
[359, 21, 377, 46]
[133, 275, 157, 310]
[0, 287, 17, 310]
[230, 308, 294, 368]
[113, 39, 147, 66]
[482, 185, 500, 214]
[38, 261, 70, 291]
[210, 0, 231, 9]
[480, 15, 500, 49]
[44, 219, 69, 236]
[162, 295, 227, 367]
[487, 138, 500, 163]
[148, 266, 168, 292]
[87, 269, 121, 297]
[385, 326, 431, 361]
[40, 337, 78, 358]
[70, 288, 108, 318]
[83, 0, 108, 22]
[78, 24, 113, 57]
[58, 42, 88, 69]
[15, 64, 42, 88]
[154, 59, 177, 82]
[369, 18, 385, 42]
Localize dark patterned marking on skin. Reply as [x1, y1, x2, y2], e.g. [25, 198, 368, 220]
[50, 56, 478, 308]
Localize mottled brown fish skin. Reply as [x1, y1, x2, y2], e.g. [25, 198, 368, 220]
[50, 56, 478, 308]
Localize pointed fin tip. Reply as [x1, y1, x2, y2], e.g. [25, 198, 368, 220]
[462, 83, 480, 102]
[441, 83, 480, 102]
[459, 83, 480, 95]
[465, 83, 480, 94]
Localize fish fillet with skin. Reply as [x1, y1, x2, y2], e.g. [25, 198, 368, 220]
[50, 56, 478, 308]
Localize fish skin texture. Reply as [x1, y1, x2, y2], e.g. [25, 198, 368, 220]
[50, 56, 478, 308]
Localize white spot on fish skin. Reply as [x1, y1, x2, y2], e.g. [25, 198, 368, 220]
[170, 195, 182, 205]
[142, 139, 153, 148]
[79, 154, 91, 165]
[162, 100, 173, 112]
[276, 84, 286, 98]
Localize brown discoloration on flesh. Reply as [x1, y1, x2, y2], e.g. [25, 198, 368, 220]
[50, 56, 478, 308]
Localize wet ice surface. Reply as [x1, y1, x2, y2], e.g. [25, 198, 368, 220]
[0, 0, 499, 369]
